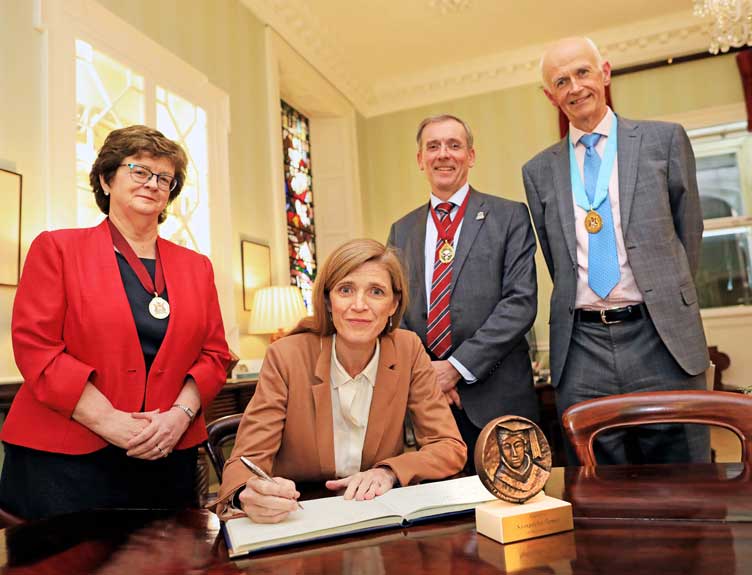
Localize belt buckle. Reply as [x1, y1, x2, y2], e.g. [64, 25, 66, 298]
[600, 309, 622, 325]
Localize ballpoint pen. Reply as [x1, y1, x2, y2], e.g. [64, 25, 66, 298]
[240, 456, 304, 509]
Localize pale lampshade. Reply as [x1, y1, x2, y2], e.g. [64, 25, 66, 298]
[248, 285, 307, 336]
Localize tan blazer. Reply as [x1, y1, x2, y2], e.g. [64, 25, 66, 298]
[214, 329, 466, 517]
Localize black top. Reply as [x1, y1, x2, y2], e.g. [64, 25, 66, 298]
[115, 252, 169, 376]
[0, 255, 187, 521]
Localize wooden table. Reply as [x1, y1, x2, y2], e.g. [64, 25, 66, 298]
[2, 463, 751, 574]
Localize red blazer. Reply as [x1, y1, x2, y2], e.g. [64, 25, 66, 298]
[3, 219, 231, 454]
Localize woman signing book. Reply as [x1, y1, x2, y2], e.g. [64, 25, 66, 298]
[214, 239, 466, 523]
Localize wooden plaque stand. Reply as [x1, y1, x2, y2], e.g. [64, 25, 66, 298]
[475, 491, 573, 544]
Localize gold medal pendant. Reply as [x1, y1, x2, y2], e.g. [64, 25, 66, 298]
[149, 295, 170, 320]
[438, 241, 455, 264]
[584, 210, 603, 234]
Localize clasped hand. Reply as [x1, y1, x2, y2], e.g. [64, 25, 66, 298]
[240, 467, 396, 524]
[95, 408, 190, 460]
[125, 409, 191, 459]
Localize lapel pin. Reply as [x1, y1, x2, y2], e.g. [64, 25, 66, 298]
[476, 211, 485, 220]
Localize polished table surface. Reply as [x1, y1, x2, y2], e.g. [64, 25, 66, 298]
[2, 463, 751, 574]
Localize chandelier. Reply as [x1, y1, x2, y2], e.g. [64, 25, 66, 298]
[694, 0, 752, 54]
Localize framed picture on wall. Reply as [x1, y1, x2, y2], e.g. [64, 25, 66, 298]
[242, 239, 271, 311]
[0, 168, 22, 287]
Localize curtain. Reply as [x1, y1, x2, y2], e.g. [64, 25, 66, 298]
[736, 49, 752, 132]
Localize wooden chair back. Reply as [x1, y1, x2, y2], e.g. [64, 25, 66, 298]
[561, 390, 752, 466]
[204, 413, 243, 481]
[0, 507, 23, 529]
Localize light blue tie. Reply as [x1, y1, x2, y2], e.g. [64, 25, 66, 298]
[580, 133, 620, 298]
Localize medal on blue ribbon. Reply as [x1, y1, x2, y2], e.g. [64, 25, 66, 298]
[569, 117, 618, 234]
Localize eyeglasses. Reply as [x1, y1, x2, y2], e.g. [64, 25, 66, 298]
[120, 163, 177, 192]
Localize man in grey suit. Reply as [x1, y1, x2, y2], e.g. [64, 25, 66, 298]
[523, 37, 710, 464]
[388, 114, 539, 470]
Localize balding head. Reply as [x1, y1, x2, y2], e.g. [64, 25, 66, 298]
[539, 36, 611, 133]
[540, 37, 603, 89]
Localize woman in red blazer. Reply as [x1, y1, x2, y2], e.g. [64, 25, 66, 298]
[0, 126, 231, 519]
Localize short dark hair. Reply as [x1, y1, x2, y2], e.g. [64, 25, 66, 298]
[416, 114, 474, 149]
[89, 125, 188, 224]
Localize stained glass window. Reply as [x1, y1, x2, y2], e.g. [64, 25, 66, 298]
[282, 100, 316, 314]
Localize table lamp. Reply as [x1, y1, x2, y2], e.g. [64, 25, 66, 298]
[248, 285, 307, 341]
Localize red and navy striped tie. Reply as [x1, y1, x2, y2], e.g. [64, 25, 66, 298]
[426, 202, 454, 359]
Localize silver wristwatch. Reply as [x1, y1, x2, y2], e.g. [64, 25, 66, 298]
[171, 403, 196, 421]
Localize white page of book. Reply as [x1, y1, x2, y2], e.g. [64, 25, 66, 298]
[377, 475, 495, 518]
[226, 494, 398, 548]
[225, 475, 498, 554]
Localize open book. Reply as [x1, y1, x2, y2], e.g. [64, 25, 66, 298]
[224, 475, 496, 557]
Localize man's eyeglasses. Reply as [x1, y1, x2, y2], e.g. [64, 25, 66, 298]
[120, 163, 177, 192]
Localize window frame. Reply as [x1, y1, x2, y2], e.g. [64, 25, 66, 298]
[40, 0, 236, 341]
[689, 120, 752, 315]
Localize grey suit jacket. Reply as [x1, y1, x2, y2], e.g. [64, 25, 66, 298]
[522, 117, 708, 388]
[387, 188, 540, 428]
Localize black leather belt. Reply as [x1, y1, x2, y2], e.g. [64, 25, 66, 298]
[574, 303, 647, 325]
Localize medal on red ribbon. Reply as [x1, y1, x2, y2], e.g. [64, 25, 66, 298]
[429, 190, 473, 263]
[438, 241, 455, 264]
[107, 219, 170, 320]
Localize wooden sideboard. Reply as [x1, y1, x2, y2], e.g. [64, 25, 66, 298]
[0, 383, 21, 415]
[204, 378, 257, 423]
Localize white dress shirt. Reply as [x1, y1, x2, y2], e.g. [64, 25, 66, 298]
[424, 184, 477, 383]
[569, 107, 643, 309]
[329, 335, 379, 478]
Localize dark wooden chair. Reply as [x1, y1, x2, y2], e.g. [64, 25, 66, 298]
[204, 413, 243, 481]
[561, 390, 752, 466]
[0, 508, 24, 529]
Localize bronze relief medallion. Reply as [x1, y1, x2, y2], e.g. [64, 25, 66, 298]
[474, 415, 552, 504]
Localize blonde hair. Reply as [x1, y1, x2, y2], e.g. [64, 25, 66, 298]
[289, 239, 408, 337]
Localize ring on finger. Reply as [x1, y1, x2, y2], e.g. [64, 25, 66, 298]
[156, 445, 166, 457]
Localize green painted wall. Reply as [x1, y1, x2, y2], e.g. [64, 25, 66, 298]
[612, 53, 742, 118]
[0, 0, 47, 381]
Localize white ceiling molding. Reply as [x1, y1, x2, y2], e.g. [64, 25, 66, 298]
[241, 0, 373, 109]
[270, 29, 353, 118]
[241, 2, 714, 118]
[365, 11, 712, 117]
